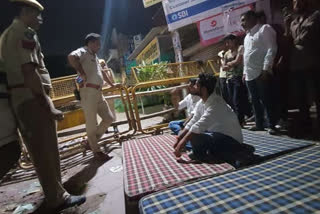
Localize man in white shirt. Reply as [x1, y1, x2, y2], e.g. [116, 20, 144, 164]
[169, 78, 200, 135]
[68, 33, 117, 161]
[174, 73, 254, 165]
[241, 10, 279, 134]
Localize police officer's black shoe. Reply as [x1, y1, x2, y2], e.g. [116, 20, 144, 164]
[56, 195, 86, 212]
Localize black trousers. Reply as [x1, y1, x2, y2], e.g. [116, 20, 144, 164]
[227, 76, 252, 124]
[291, 71, 320, 123]
[0, 141, 21, 180]
[246, 76, 279, 128]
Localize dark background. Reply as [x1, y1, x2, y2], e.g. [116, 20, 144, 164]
[0, 0, 160, 77]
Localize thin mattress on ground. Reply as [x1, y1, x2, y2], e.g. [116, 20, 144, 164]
[139, 145, 320, 214]
[242, 129, 313, 157]
[122, 135, 235, 200]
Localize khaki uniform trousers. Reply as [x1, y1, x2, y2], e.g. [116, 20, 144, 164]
[80, 87, 115, 153]
[15, 98, 66, 208]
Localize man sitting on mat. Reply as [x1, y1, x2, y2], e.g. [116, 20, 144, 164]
[174, 73, 255, 166]
[169, 78, 200, 135]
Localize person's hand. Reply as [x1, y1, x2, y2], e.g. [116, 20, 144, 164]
[112, 83, 121, 88]
[174, 137, 187, 158]
[259, 70, 271, 81]
[50, 108, 64, 121]
[80, 73, 87, 83]
[222, 65, 230, 71]
[227, 62, 233, 67]
[242, 74, 246, 83]
[174, 141, 184, 158]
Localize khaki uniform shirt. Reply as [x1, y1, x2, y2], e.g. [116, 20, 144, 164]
[0, 19, 52, 108]
[70, 47, 104, 86]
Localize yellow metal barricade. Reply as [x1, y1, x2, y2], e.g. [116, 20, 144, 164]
[207, 59, 220, 76]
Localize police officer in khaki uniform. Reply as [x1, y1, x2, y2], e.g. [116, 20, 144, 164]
[0, 0, 85, 211]
[68, 33, 116, 160]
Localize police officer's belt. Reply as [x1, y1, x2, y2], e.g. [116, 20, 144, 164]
[79, 83, 101, 90]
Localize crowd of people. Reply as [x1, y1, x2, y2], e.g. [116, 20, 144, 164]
[170, 0, 320, 164]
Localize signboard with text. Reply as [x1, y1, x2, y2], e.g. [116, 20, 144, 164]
[162, 0, 258, 31]
[143, 0, 162, 8]
[136, 38, 160, 64]
[197, 4, 253, 46]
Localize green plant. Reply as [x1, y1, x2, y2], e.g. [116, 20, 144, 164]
[114, 99, 125, 113]
[136, 61, 168, 83]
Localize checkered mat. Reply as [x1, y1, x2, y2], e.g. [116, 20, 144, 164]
[242, 129, 314, 157]
[140, 146, 320, 214]
[123, 135, 235, 199]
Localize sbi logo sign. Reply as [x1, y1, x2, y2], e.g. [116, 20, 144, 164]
[172, 14, 178, 21]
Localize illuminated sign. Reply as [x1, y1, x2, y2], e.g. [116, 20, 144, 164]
[162, 0, 258, 31]
[136, 38, 160, 64]
[197, 4, 253, 46]
[143, 0, 162, 8]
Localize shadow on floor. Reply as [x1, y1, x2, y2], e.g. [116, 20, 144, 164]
[63, 158, 111, 195]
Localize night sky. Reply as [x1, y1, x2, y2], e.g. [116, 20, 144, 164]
[0, 0, 159, 55]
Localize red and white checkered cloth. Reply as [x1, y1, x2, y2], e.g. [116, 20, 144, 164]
[123, 135, 235, 200]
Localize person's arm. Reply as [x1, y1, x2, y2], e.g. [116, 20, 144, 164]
[174, 130, 194, 157]
[68, 51, 87, 82]
[261, 25, 278, 73]
[102, 69, 115, 87]
[176, 94, 189, 110]
[22, 63, 63, 120]
[221, 55, 230, 71]
[183, 114, 193, 126]
[16, 31, 63, 120]
[227, 46, 244, 67]
[173, 101, 201, 149]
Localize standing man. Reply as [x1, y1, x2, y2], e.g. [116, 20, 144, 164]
[222, 34, 251, 126]
[0, 0, 85, 211]
[241, 10, 279, 134]
[218, 50, 230, 104]
[285, 0, 320, 131]
[68, 33, 116, 160]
